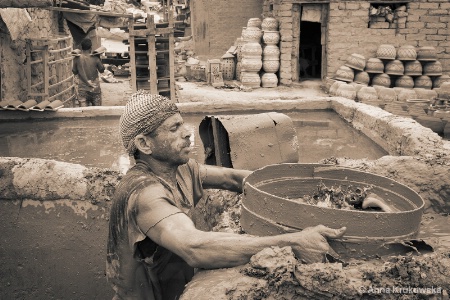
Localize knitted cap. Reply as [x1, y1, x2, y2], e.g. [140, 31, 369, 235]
[119, 91, 179, 156]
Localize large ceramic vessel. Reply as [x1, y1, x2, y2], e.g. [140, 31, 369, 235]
[395, 75, 414, 89]
[376, 44, 396, 60]
[262, 31, 280, 45]
[241, 71, 261, 88]
[261, 16, 279, 31]
[354, 71, 370, 85]
[336, 84, 357, 100]
[372, 73, 391, 88]
[334, 65, 354, 82]
[414, 75, 433, 89]
[423, 61, 443, 76]
[433, 75, 450, 89]
[263, 44, 280, 60]
[241, 57, 262, 72]
[345, 53, 366, 71]
[357, 86, 379, 102]
[241, 42, 262, 58]
[261, 72, 278, 88]
[396, 45, 417, 61]
[262, 60, 280, 73]
[385, 60, 404, 75]
[417, 46, 437, 61]
[404, 60, 423, 76]
[247, 18, 262, 28]
[365, 58, 384, 73]
[242, 26, 263, 43]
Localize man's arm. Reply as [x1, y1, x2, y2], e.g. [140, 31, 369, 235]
[136, 187, 346, 269]
[199, 164, 252, 192]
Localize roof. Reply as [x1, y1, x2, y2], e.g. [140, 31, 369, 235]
[0, 0, 53, 8]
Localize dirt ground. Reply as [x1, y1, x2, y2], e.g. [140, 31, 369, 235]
[99, 76, 328, 106]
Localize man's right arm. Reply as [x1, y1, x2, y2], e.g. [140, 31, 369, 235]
[136, 186, 346, 269]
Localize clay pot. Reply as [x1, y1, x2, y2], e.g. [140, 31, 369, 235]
[262, 59, 280, 73]
[414, 88, 437, 101]
[357, 86, 378, 102]
[221, 53, 236, 81]
[236, 62, 242, 81]
[365, 58, 384, 73]
[433, 75, 450, 89]
[349, 82, 365, 94]
[345, 53, 366, 71]
[423, 61, 443, 76]
[406, 99, 431, 116]
[414, 75, 433, 89]
[334, 66, 355, 82]
[385, 60, 404, 75]
[396, 45, 417, 61]
[247, 18, 262, 28]
[372, 73, 391, 88]
[397, 89, 417, 102]
[376, 86, 397, 102]
[336, 84, 357, 100]
[404, 60, 423, 76]
[241, 57, 262, 72]
[235, 38, 248, 62]
[417, 46, 437, 61]
[436, 82, 450, 100]
[395, 75, 414, 89]
[261, 72, 278, 88]
[240, 71, 261, 88]
[384, 102, 410, 117]
[241, 42, 262, 58]
[263, 45, 280, 60]
[376, 44, 396, 60]
[354, 71, 370, 85]
[329, 81, 346, 96]
[242, 26, 263, 43]
[261, 17, 279, 31]
[262, 31, 280, 45]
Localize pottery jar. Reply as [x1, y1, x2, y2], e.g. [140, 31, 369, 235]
[395, 75, 414, 89]
[336, 84, 357, 100]
[376, 86, 397, 102]
[241, 42, 262, 58]
[414, 75, 433, 89]
[354, 71, 370, 85]
[384, 102, 410, 117]
[372, 73, 391, 88]
[236, 62, 242, 81]
[385, 60, 404, 76]
[396, 45, 417, 61]
[263, 44, 280, 60]
[240, 71, 261, 88]
[242, 26, 263, 43]
[417, 46, 437, 61]
[241, 57, 262, 72]
[433, 75, 450, 89]
[436, 83, 450, 101]
[404, 60, 423, 76]
[345, 53, 366, 71]
[397, 89, 417, 102]
[262, 31, 280, 45]
[376, 44, 396, 60]
[414, 88, 437, 101]
[261, 72, 278, 88]
[365, 58, 384, 74]
[262, 59, 280, 73]
[329, 80, 346, 96]
[349, 82, 365, 94]
[221, 53, 236, 81]
[261, 17, 279, 31]
[423, 61, 443, 76]
[334, 65, 355, 82]
[247, 18, 262, 29]
[357, 86, 379, 102]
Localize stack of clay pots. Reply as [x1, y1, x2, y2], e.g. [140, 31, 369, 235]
[240, 18, 263, 88]
[261, 16, 280, 88]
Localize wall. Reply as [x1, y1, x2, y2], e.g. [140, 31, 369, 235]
[265, 0, 450, 85]
[191, 0, 264, 59]
[0, 8, 61, 102]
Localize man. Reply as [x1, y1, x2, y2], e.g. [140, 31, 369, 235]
[106, 91, 346, 300]
[72, 38, 105, 106]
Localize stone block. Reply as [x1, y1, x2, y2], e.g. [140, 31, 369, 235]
[369, 22, 390, 29]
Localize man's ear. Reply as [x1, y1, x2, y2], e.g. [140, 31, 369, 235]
[134, 134, 153, 155]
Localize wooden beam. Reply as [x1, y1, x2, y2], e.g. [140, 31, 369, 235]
[48, 7, 133, 18]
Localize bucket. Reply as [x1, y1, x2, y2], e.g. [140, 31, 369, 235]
[241, 163, 425, 259]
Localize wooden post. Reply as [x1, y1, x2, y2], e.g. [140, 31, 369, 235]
[129, 17, 137, 92]
[147, 15, 158, 93]
[168, 9, 176, 101]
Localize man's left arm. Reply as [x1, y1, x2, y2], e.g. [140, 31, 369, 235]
[199, 164, 252, 192]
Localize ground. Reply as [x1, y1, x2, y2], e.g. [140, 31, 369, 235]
[99, 76, 327, 105]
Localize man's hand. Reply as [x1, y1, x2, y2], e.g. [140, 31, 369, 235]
[291, 225, 346, 264]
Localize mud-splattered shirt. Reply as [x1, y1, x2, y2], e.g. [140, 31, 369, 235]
[72, 53, 104, 93]
[106, 159, 204, 300]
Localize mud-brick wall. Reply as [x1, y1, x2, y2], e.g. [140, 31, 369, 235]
[265, 0, 450, 85]
[0, 9, 61, 102]
[191, 0, 263, 59]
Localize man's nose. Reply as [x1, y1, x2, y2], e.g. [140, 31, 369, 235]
[181, 124, 191, 138]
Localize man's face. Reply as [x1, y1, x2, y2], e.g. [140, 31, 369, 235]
[148, 113, 192, 165]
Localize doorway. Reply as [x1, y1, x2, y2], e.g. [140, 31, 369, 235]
[299, 21, 322, 79]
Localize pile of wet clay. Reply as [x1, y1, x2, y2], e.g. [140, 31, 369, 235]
[296, 182, 397, 212]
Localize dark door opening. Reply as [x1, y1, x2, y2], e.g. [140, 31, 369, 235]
[299, 21, 322, 79]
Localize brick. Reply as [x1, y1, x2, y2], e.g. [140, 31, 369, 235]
[280, 53, 291, 60]
[426, 35, 446, 41]
[426, 22, 447, 29]
[369, 22, 390, 29]
[421, 28, 439, 35]
[407, 9, 428, 16]
[419, 3, 440, 9]
[420, 16, 440, 23]
[280, 78, 292, 85]
[329, 10, 348, 17]
[440, 16, 450, 22]
[407, 22, 426, 28]
[278, 10, 292, 17]
[441, 3, 450, 9]
[438, 29, 450, 35]
[429, 9, 449, 15]
[345, 2, 360, 10]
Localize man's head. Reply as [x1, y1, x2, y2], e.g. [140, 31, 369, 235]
[81, 39, 92, 51]
[119, 91, 181, 158]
